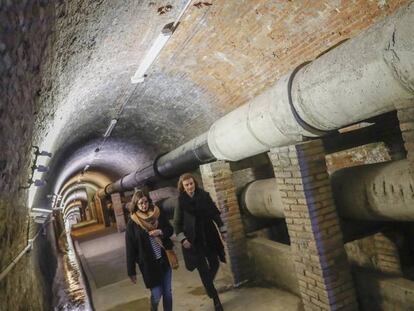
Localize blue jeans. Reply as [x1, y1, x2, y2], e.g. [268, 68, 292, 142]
[150, 267, 172, 311]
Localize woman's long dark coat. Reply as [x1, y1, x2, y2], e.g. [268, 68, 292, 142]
[174, 188, 226, 271]
[125, 209, 173, 288]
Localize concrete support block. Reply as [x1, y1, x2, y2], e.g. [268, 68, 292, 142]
[111, 193, 125, 232]
[200, 161, 250, 286]
[374, 232, 402, 276]
[269, 139, 358, 311]
[397, 104, 414, 174]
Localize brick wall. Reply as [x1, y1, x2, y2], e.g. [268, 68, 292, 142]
[160, 0, 410, 131]
[0, 1, 55, 310]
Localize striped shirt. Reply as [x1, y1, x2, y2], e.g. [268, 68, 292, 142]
[149, 236, 162, 259]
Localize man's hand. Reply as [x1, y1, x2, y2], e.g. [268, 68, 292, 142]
[129, 275, 137, 284]
[221, 232, 227, 241]
[182, 239, 192, 249]
[149, 229, 162, 237]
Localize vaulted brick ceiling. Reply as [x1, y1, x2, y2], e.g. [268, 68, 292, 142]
[31, 0, 408, 208]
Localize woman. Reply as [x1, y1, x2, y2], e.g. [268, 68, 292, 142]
[173, 173, 227, 311]
[126, 190, 173, 311]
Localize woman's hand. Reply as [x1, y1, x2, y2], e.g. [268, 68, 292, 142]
[129, 275, 137, 284]
[182, 239, 192, 249]
[148, 229, 162, 237]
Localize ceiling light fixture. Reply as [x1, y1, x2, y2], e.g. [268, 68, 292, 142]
[131, 23, 174, 84]
[32, 208, 53, 214]
[130, 0, 193, 84]
[103, 119, 118, 138]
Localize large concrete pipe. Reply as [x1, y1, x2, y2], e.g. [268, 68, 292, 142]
[242, 160, 414, 221]
[104, 162, 158, 196]
[208, 3, 414, 161]
[100, 133, 215, 197]
[156, 133, 215, 178]
[101, 2, 414, 195]
[331, 159, 414, 221]
[241, 179, 284, 218]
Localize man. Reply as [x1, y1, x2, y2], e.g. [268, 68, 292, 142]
[174, 173, 227, 311]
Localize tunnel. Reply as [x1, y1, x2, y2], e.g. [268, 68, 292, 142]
[1, 1, 414, 310]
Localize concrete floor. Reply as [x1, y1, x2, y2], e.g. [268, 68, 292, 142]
[73, 226, 303, 311]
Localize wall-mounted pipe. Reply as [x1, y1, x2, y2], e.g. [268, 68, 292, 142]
[242, 160, 414, 222]
[100, 2, 414, 196]
[0, 217, 51, 282]
[0, 243, 33, 282]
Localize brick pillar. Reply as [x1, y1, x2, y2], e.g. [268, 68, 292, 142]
[94, 194, 106, 225]
[374, 232, 402, 275]
[268, 140, 358, 311]
[89, 201, 96, 220]
[397, 106, 414, 172]
[200, 161, 250, 286]
[111, 193, 126, 232]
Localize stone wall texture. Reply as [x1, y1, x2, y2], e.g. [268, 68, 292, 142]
[0, 1, 55, 310]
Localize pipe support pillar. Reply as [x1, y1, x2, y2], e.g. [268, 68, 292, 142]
[268, 140, 358, 310]
[397, 105, 414, 176]
[111, 193, 126, 233]
[373, 232, 403, 276]
[200, 161, 251, 286]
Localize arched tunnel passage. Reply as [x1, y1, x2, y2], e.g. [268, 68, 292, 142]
[2, 1, 414, 311]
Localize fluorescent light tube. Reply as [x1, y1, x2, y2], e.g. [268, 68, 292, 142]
[103, 119, 118, 137]
[131, 25, 173, 84]
[32, 208, 53, 213]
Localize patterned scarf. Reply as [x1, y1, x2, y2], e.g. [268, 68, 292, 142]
[130, 206, 163, 247]
[131, 205, 160, 231]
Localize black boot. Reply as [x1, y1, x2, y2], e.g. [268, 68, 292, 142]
[213, 295, 223, 311]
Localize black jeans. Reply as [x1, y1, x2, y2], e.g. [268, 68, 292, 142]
[196, 252, 220, 298]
